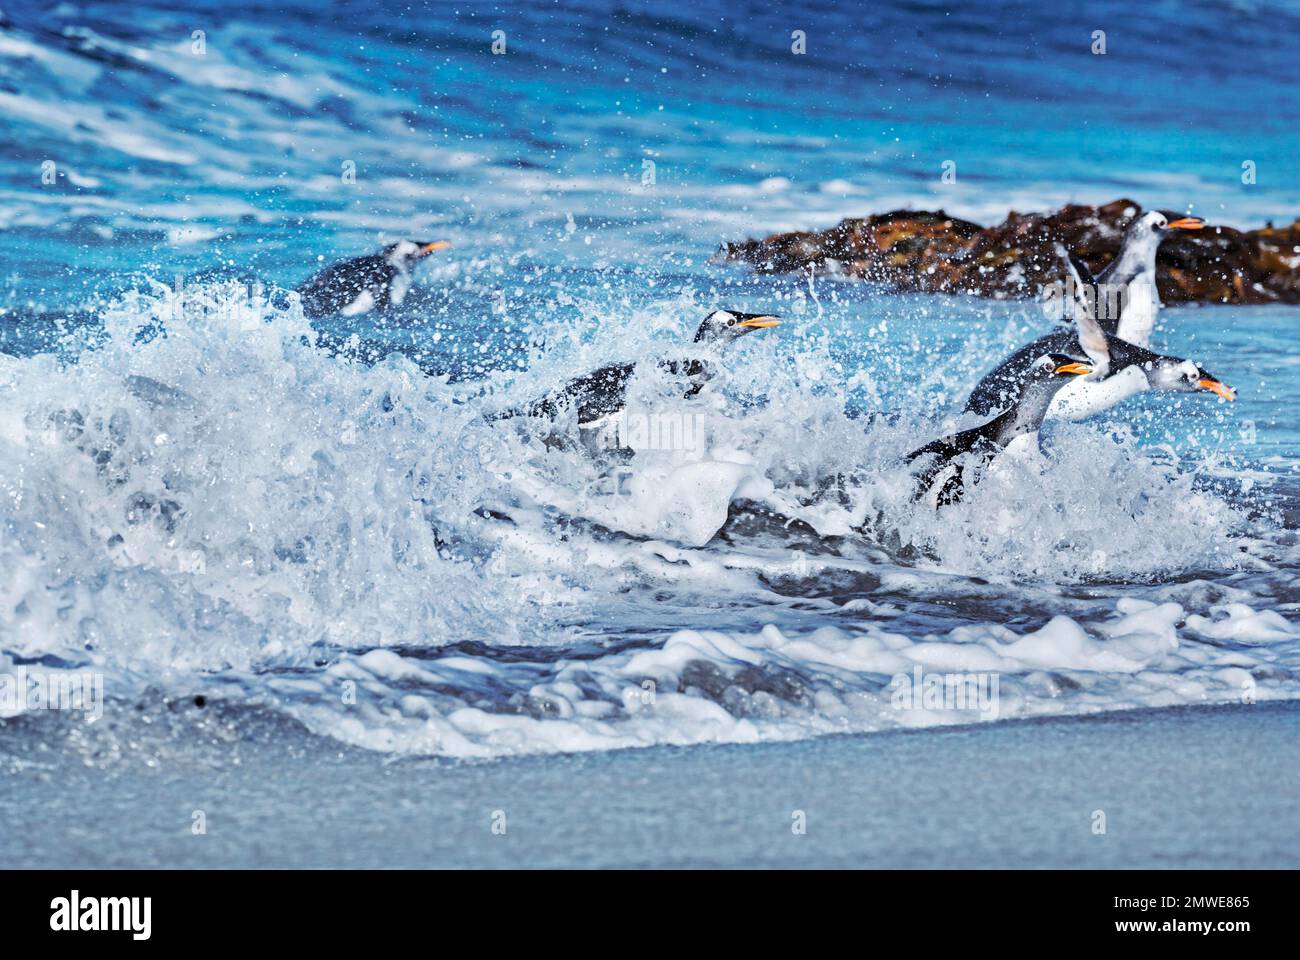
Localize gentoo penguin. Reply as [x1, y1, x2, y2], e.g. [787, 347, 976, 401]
[908, 354, 1093, 508]
[1068, 209, 1204, 346]
[493, 309, 780, 441]
[965, 248, 1234, 421]
[296, 239, 450, 319]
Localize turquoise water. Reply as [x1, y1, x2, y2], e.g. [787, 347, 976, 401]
[1, 1, 1299, 767]
[1, 0, 1297, 298]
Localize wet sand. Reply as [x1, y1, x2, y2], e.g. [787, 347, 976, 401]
[3, 700, 1297, 868]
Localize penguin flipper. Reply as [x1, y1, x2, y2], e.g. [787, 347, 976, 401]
[1046, 245, 1101, 330]
[1067, 251, 1098, 287]
[934, 463, 967, 507]
[905, 432, 966, 503]
[908, 452, 965, 509]
[1060, 250, 1112, 375]
[906, 422, 1006, 507]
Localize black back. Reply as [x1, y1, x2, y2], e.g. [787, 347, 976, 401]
[963, 330, 1082, 417]
[297, 253, 397, 318]
[522, 362, 638, 423]
[496, 357, 714, 424]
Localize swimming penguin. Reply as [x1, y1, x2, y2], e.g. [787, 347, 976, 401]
[965, 248, 1234, 421]
[907, 354, 1093, 508]
[493, 309, 781, 444]
[1065, 209, 1204, 346]
[296, 239, 450, 319]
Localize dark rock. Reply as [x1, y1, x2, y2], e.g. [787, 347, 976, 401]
[718, 198, 1300, 305]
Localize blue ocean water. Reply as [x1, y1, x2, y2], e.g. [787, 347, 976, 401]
[1, 0, 1299, 762]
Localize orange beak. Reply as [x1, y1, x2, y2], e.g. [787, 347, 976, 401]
[1054, 361, 1093, 376]
[419, 241, 451, 256]
[1197, 378, 1235, 401]
[738, 316, 781, 329]
[1167, 217, 1205, 231]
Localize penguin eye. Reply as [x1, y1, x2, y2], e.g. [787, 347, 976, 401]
[1151, 222, 1162, 233]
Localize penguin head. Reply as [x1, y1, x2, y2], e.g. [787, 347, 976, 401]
[692, 310, 781, 345]
[1007, 354, 1094, 427]
[384, 239, 450, 268]
[1028, 353, 1094, 383]
[1143, 356, 1236, 401]
[1127, 210, 1205, 243]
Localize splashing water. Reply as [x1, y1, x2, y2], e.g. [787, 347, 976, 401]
[2, 278, 1297, 760]
[2, 0, 1299, 762]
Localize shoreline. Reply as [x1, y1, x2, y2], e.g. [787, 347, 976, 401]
[5, 699, 1297, 869]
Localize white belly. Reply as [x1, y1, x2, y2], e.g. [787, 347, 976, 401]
[1046, 365, 1148, 421]
[1115, 275, 1160, 346]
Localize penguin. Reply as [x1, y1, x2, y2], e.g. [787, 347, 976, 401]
[493, 309, 781, 444]
[296, 239, 450, 319]
[1064, 209, 1204, 346]
[907, 354, 1094, 508]
[965, 247, 1234, 421]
